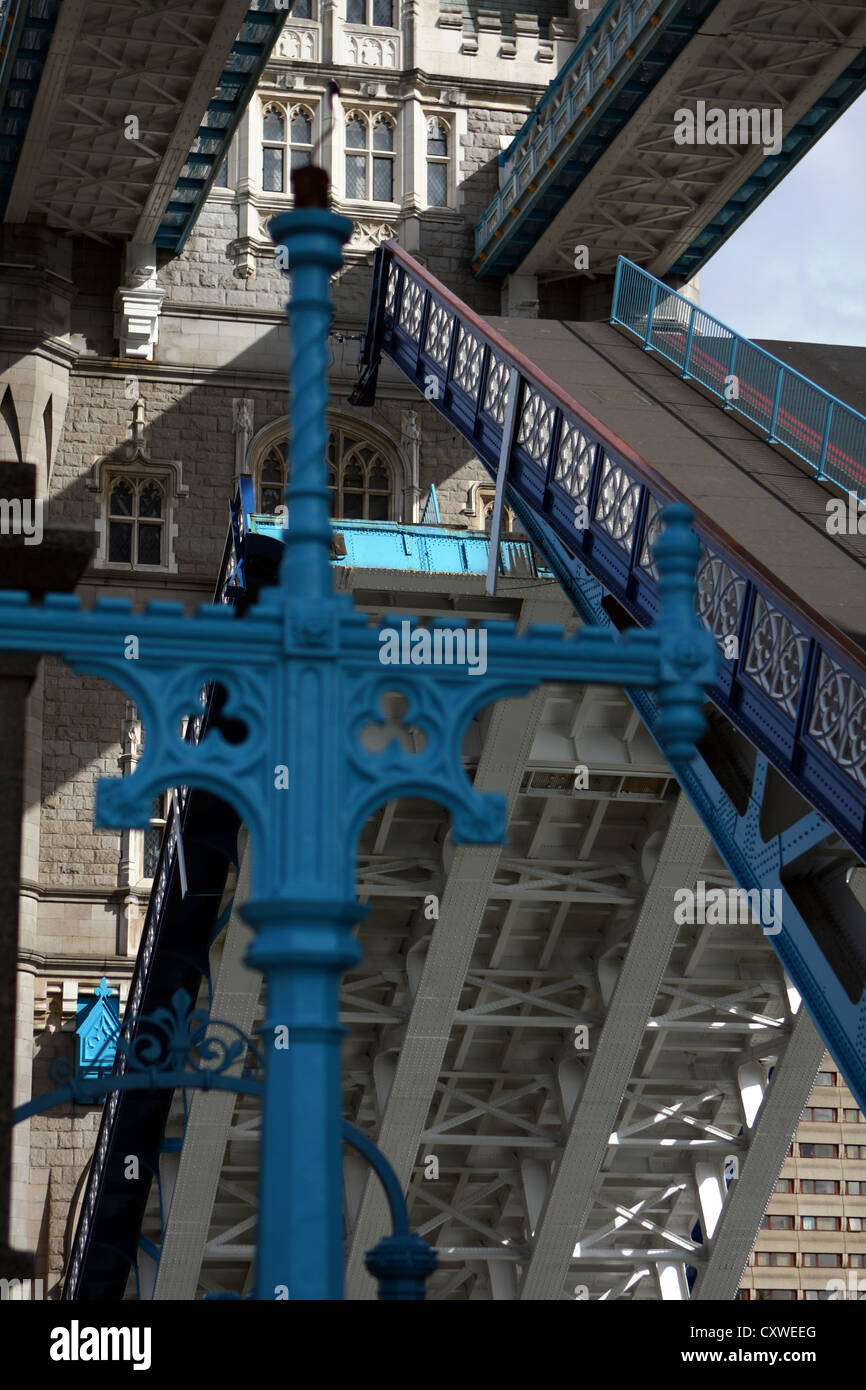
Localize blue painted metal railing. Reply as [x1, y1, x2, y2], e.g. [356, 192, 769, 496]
[353, 241, 866, 884]
[611, 256, 866, 500]
[473, 0, 719, 275]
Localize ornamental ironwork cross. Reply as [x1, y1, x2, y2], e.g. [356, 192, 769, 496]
[0, 173, 717, 1301]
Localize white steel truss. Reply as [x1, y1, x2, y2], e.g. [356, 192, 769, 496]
[139, 567, 822, 1299]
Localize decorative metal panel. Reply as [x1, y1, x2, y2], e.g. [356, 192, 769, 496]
[517, 386, 554, 468]
[808, 652, 866, 790]
[594, 453, 641, 551]
[744, 594, 809, 720]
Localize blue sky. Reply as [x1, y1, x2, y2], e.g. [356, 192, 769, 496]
[697, 89, 866, 346]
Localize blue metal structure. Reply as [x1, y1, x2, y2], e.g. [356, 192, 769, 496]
[473, 0, 866, 281]
[16, 988, 435, 1300]
[74, 978, 120, 1088]
[56, 494, 560, 1301]
[611, 256, 866, 499]
[473, 0, 719, 276]
[352, 239, 866, 1112]
[155, 2, 284, 252]
[0, 0, 284, 246]
[0, 187, 713, 1299]
[666, 47, 866, 281]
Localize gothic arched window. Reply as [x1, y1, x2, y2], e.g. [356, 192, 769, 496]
[254, 423, 396, 522]
[262, 102, 316, 192]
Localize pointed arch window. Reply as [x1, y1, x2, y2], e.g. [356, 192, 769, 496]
[254, 423, 396, 522]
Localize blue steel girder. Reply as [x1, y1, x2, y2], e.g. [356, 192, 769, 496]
[473, 0, 719, 276]
[352, 240, 866, 1109]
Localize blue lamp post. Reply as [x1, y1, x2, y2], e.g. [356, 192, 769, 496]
[0, 168, 717, 1299]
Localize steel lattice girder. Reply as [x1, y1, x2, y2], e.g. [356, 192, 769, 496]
[1, 0, 282, 246]
[476, 0, 866, 284]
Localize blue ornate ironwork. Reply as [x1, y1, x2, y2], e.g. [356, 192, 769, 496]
[16, 988, 264, 1120]
[353, 236, 866, 1112]
[612, 257, 866, 499]
[0, 182, 713, 1300]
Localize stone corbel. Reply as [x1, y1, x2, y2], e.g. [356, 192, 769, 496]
[113, 242, 165, 362]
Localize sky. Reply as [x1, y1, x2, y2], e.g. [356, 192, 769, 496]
[696, 89, 866, 346]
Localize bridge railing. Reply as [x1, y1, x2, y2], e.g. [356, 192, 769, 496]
[474, 0, 680, 266]
[611, 256, 866, 500]
[354, 240, 866, 866]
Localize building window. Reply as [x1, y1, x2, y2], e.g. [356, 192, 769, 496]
[754, 1252, 795, 1267]
[756, 1289, 795, 1300]
[262, 103, 315, 193]
[345, 111, 395, 202]
[253, 422, 395, 522]
[426, 117, 449, 207]
[347, 0, 394, 23]
[801, 1179, 839, 1194]
[801, 1216, 841, 1231]
[800, 1143, 839, 1158]
[107, 474, 166, 568]
[762, 1215, 794, 1230]
[802, 1290, 835, 1300]
[142, 794, 168, 879]
[846, 1145, 866, 1159]
[848, 1181, 866, 1195]
[290, 0, 314, 14]
[213, 156, 228, 188]
[844, 1109, 863, 1122]
[802, 1253, 842, 1267]
[850, 1254, 866, 1267]
[775, 1179, 795, 1193]
[802, 1107, 837, 1122]
[848, 1217, 864, 1232]
[814, 1071, 836, 1086]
